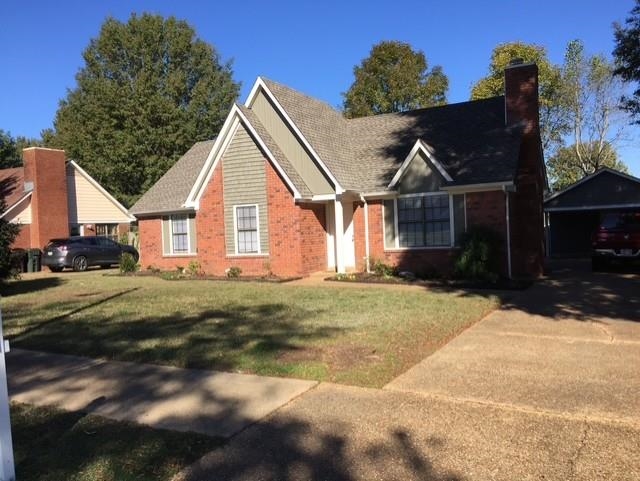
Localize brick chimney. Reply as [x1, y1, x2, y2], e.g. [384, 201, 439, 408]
[504, 60, 540, 135]
[22, 147, 70, 249]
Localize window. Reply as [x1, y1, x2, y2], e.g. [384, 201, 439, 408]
[235, 205, 259, 254]
[171, 216, 189, 253]
[397, 194, 451, 247]
[96, 223, 119, 242]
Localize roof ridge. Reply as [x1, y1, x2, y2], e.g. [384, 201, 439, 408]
[346, 96, 505, 123]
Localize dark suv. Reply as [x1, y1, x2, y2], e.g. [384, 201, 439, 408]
[591, 212, 640, 270]
[42, 236, 139, 272]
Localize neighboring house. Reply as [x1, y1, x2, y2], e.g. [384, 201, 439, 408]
[131, 61, 546, 279]
[544, 168, 640, 257]
[0, 147, 134, 250]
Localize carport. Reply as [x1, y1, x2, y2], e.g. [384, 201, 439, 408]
[544, 168, 640, 258]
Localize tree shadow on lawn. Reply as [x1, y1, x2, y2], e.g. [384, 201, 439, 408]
[0, 276, 66, 297]
[12, 301, 342, 373]
[11, 402, 223, 481]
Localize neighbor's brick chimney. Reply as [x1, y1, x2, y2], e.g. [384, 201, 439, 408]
[23, 147, 70, 249]
[504, 60, 540, 135]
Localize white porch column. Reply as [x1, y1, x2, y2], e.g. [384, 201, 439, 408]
[334, 199, 346, 273]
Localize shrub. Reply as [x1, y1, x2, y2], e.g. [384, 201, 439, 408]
[187, 260, 202, 277]
[226, 266, 242, 278]
[371, 258, 397, 277]
[119, 252, 139, 273]
[454, 226, 502, 282]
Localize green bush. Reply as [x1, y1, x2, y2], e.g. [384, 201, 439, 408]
[187, 260, 202, 277]
[226, 266, 242, 278]
[454, 226, 502, 282]
[119, 252, 139, 273]
[371, 258, 397, 277]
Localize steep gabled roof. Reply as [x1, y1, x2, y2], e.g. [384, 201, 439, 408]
[0, 167, 27, 210]
[130, 140, 215, 215]
[260, 80, 523, 192]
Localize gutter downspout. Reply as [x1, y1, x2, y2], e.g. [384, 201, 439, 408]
[505, 190, 512, 279]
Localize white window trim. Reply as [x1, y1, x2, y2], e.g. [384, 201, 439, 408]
[386, 192, 454, 250]
[168, 215, 193, 256]
[233, 204, 261, 256]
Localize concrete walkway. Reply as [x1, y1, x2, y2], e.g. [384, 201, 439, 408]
[7, 349, 316, 438]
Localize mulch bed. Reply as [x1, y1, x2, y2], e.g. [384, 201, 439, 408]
[326, 272, 532, 290]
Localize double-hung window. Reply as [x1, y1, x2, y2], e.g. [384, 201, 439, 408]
[171, 215, 189, 253]
[397, 194, 451, 247]
[235, 205, 259, 254]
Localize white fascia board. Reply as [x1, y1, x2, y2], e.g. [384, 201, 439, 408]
[311, 193, 337, 201]
[0, 192, 32, 220]
[186, 104, 302, 208]
[185, 107, 238, 209]
[440, 181, 514, 193]
[67, 160, 135, 221]
[245, 77, 344, 194]
[361, 191, 397, 199]
[387, 140, 453, 189]
[545, 203, 640, 212]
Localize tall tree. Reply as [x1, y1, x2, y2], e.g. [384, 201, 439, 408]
[470, 42, 567, 151]
[547, 142, 627, 191]
[557, 39, 627, 186]
[613, 0, 640, 121]
[50, 14, 239, 206]
[0, 130, 20, 169]
[343, 41, 448, 118]
[0, 130, 41, 169]
[0, 183, 20, 280]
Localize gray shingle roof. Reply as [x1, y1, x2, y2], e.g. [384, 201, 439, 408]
[134, 79, 529, 215]
[130, 140, 215, 215]
[262, 80, 523, 192]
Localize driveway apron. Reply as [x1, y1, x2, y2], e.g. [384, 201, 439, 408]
[385, 263, 640, 423]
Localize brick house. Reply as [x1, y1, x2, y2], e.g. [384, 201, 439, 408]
[0, 147, 134, 250]
[131, 62, 546, 279]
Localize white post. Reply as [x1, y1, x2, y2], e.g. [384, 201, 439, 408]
[0, 308, 15, 481]
[334, 199, 346, 273]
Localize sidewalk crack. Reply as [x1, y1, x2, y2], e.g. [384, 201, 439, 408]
[567, 418, 590, 480]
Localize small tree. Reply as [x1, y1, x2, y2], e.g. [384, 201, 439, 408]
[0, 196, 20, 280]
[343, 41, 448, 118]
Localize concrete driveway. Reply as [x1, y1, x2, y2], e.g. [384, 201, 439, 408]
[178, 263, 640, 481]
[386, 261, 640, 423]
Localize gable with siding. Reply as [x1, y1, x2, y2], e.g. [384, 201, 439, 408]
[222, 123, 269, 255]
[66, 162, 133, 224]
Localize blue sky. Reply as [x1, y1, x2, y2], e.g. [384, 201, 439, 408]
[2, 0, 639, 174]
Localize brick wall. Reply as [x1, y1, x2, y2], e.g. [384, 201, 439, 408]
[137, 154, 327, 278]
[12, 225, 31, 250]
[23, 148, 70, 249]
[466, 190, 509, 276]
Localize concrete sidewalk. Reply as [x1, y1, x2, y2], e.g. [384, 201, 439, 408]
[7, 349, 317, 438]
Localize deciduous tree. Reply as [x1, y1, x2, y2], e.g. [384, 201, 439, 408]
[343, 41, 448, 118]
[547, 142, 627, 191]
[613, 0, 640, 121]
[470, 42, 567, 151]
[49, 13, 239, 206]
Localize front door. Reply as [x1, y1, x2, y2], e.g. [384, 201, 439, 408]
[342, 201, 355, 269]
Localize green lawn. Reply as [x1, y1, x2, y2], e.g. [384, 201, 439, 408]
[11, 402, 222, 481]
[1, 270, 500, 387]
